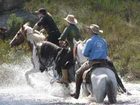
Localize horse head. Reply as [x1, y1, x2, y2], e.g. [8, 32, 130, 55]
[10, 22, 30, 47]
[10, 22, 46, 51]
[73, 39, 87, 66]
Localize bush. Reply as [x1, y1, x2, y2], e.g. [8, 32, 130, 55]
[7, 13, 24, 37]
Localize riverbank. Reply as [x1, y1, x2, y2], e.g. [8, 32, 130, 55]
[0, 9, 36, 27]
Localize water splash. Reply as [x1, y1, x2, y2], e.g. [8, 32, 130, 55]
[0, 56, 140, 105]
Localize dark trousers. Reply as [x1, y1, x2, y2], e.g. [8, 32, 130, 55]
[73, 59, 126, 99]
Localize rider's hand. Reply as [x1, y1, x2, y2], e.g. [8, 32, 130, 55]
[59, 40, 64, 47]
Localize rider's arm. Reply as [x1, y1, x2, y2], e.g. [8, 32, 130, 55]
[33, 23, 39, 32]
[58, 26, 70, 41]
[82, 39, 92, 58]
[33, 17, 44, 32]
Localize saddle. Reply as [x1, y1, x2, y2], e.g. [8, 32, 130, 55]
[82, 62, 111, 83]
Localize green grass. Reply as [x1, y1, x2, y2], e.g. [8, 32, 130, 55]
[0, 40, 30, 64]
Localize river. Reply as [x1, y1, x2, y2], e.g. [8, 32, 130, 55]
[0, 56, 140, 105]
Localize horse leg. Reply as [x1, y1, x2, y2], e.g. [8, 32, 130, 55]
[25, 68, 39, 86]
[82, 83, 90, 97]
[91, 75, 107, 103]
[52, 62, 60, 79]
[68, 65, 75, 82]
[107, 78, 117, 104]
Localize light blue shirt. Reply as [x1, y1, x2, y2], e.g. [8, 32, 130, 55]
[82, 35, 108, 61]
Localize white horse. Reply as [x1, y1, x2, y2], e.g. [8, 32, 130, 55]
[73, 39, 87, 66]
[10, 23, 47, 86]
[73, 39, 118, 103]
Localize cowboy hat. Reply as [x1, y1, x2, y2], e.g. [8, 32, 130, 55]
[87, 24, 103, 34]
[64, 14, 78, 24]
[35, 8, 47, 15]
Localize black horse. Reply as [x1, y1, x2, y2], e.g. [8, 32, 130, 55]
[36, 41, 75, 82]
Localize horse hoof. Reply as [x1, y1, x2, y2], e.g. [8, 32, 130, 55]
[57, 79, 68, 84]
[126, 91, 132, 95]
[70, 93, 79, 99]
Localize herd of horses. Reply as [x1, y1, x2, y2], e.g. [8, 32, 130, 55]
[10, 23, 118, 103]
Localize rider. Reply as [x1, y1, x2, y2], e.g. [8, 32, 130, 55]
[0, 27, 7, 40]
[71, 24, 128, 99]
[58, 14, 82, 84]
[33, 8, 61, 45]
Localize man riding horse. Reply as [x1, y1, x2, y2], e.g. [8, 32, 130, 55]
[71, 24, 128, 99]
[33, 8, 61, 46]
[38, 41, 76, 83]
[58, 14, 82, 84]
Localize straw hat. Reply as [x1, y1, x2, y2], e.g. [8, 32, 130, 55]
[87, 24, 103, 34]
[64, 14, 78, 24]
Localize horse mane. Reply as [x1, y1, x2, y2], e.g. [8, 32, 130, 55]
[73, 39, 87, 65]
[40, 41, 61, 61]
[23, 24, 46, 43]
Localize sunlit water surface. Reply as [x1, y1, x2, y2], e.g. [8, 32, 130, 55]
[0, 56, 140, 105]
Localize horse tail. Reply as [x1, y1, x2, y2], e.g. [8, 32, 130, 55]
[106, 78, 117, 104]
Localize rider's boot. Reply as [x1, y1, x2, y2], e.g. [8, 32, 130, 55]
[70, 75, 82, 99]
[57, 69, 69, 84]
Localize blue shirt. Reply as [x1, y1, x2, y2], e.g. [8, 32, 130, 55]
[82, 35, 108, 61]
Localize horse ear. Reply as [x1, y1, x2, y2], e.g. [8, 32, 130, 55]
[22, 25, 25, 31]
[73, 38, 77, 45]
[24, 22, 30, 26]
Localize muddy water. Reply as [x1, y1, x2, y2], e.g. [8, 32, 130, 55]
[0, 56, 140, 105]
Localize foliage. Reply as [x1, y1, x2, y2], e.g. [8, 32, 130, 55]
[7, 14, 24, 37]
[0, 40, 30, 64]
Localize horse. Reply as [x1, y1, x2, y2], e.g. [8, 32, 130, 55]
[10, 23, 75, 85]
[34, 41, 76, 83]
[10, 23, 47, 86]
[73, 39, 87, 66]
[73, 39, 118, 103]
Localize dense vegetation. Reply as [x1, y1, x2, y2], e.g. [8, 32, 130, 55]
[0, 0, 140, 80]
